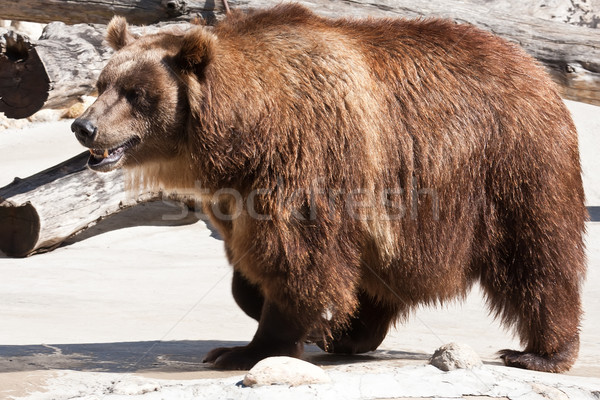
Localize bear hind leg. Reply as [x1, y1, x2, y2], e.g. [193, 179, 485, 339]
[480, 235, 584, 373]
[498, 337, 580, 373]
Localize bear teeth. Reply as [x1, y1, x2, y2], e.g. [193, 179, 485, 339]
[89, 148, 110, 159]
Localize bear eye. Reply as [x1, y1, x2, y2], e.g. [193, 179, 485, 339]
[125, 88, 145, 104]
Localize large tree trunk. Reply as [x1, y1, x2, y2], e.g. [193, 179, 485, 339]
[0, 152, 159, 257]
[1, 0, 599, 116]
[0, 0, 227, 25]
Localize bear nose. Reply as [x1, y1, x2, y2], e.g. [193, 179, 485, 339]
[71, 118, 98, 145]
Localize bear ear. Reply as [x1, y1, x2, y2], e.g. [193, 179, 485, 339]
[106, 16, 136, 50]
[175, 27, 216, 75]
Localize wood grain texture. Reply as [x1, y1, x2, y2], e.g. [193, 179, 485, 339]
[35, 23, 112, 110]
[0, 0, 218, 25]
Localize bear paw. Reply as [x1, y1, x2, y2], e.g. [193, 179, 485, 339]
[203, 346, 260, 370]
[499, 349, 574, 373]
[203, 342, 303, 370]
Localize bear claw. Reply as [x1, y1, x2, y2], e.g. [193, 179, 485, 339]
[499, 349, 573, 373]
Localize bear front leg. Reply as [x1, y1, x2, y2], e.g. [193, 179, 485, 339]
[316, 290, 397, 354]
[203, 300, 305, 370]
[231, 269, 264, 322]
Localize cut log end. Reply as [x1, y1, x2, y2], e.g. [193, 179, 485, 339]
[0, 30, 50, 119]
[0, 202, 40, 257]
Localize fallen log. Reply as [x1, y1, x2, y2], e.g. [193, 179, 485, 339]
[1, 0, 599, 117]
[0, 152, 159, 257]
[0, 0, 227, 25]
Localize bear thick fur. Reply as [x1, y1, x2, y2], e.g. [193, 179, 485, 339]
[72, 4, 587, 372]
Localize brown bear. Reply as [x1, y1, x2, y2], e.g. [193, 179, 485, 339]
[72, 4, 587, 372]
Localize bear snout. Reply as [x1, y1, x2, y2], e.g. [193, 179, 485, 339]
[71, 118, 98, 146]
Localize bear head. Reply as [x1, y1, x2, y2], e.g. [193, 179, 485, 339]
[71, 16, 216, 172]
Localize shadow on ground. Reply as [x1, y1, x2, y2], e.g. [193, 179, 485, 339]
[0, 341, 430, 374]
[0, 341, 244, 373]
[588, 206, 600, 222]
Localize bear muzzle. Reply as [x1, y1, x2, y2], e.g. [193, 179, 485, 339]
[72, 118, 140, 171]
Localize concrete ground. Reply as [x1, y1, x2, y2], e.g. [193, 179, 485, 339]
[0, 99, 598, 399]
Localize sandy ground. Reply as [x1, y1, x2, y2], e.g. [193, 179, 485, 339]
[0, 99, 598, 399]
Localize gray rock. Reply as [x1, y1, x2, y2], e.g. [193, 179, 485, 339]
[429, 342, 483, 371]
[243, 356, 331, 387]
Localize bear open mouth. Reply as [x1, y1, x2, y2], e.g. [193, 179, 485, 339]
[87, 136, 141, 171]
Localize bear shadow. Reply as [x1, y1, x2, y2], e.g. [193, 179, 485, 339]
[0, 341, 435, 374]
[0, 340, 244, 374]
[304, 345, 430, 365]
